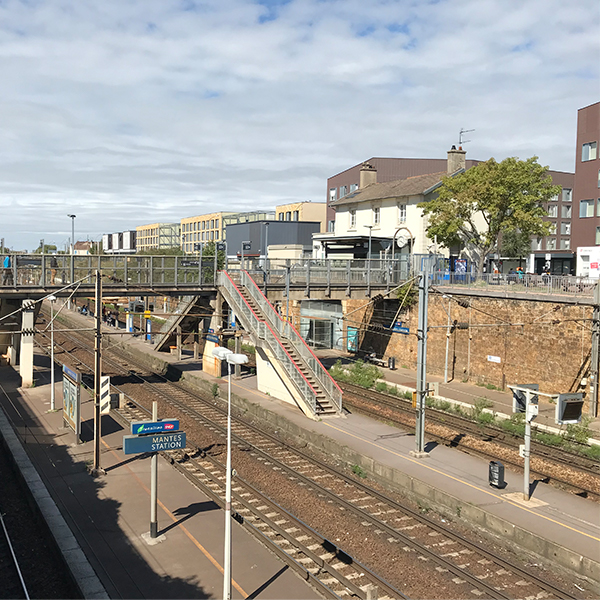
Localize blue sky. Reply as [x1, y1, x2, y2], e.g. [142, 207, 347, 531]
[0, 0, 598, 250]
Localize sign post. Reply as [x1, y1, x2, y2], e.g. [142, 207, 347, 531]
[123, 416, 185, 539]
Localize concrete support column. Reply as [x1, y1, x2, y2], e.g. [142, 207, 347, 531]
[202, 293, 224, 377]
[20, 300, 35, 388]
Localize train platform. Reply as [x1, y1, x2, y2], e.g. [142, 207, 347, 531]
[0, 358, 320, 599]
[105, 320, 600, 589]
[314, 349, 600, 440]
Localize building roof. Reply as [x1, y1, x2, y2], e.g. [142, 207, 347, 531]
[330, 171, 448, 207]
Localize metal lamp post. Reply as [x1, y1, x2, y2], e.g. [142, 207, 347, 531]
[67, 214, 76, 253]
[212, 347, 249, 600]
[393, 226, 414, 276]
[48, 295, 57, 410]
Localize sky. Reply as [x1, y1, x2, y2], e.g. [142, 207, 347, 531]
[1, 0, 599, 251]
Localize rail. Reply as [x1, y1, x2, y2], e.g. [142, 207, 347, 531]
[218, 271, 318, 413]
[241, 271, 343, 413]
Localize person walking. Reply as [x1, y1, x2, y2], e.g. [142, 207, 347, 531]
[2, 254, 13, 285]
[50, 256, 58, 285]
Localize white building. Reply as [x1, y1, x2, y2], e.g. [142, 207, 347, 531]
[576, 246, 600, 277]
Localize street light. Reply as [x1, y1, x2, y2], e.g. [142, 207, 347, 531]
[67, 215, 76, 254]
[393, 226, 414, 277]
[212, 347, 248, 600]
[48, 295, 57, 410]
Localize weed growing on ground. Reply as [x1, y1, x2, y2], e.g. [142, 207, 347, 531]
[352, 465, 367, 478]
[211, 383, 219, 398]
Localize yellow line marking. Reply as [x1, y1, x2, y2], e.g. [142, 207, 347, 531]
[322, 422, 600, 543]
[101, 439, 248, 598]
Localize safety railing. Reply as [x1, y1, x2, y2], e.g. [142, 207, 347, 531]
[218, 271, 318, 414]
[240, 270, 343, 413]
[431, 271, 596, 299]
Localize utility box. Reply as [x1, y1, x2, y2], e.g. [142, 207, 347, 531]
[489, 461, 505, 488]
[388, 356, 396, 370]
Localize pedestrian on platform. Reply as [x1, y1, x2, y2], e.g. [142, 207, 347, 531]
[2, 255, 13, 285]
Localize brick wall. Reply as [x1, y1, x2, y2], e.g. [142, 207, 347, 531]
[344, 295, 591, 396]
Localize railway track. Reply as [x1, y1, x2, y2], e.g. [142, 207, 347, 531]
[34, 312, 585, 599]
[0, 511, 29, 600]
[340, 381, 600, 500]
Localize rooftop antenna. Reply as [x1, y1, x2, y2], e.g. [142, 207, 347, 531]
[459, 128, 475, 146]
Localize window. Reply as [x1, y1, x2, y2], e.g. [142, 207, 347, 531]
[329, 188, 336, 203]
[210, 219, 214, 228]
[350, 183, 358, 192]
[531, 237, 542, 251]
[339, 185, 347, 198]
[562, 188, 572, 202]
[547, 205, 558, 217]
[398, 203, 406, 223]
[286, 211, 291, 221]
[546, 238, 556, 250]
[596, 228, 600, 245]
[202, 221, 205, 230]
[293, 210, 299, 221]
[560, 222, 571, 235]
[548, 194, 558, 202]
[328, 220, 335, 233]
[211, 231, 214, 240]
[373, 207, 380, 225]
[582, 142, 597, 162]
[193, 222, 197, 231]
[201, 232, 205, 241]
[279, 213, 284, 221]
[598, 170, 600, 188]
[580, 199, 594, 218]
[215, 230, 219, 239]
[215, 219, 219, 229]
[549, 222, 557, 234]
[561, 205, 571, 219]
[560, 239, 570, 249]
[349, 209, 356, 229]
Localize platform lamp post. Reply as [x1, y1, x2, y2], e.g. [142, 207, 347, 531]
[393, 226, 414, 278]
[48, 295, 57, 410]
[212, 347, 249, 600]
[67, 214, 76, 254]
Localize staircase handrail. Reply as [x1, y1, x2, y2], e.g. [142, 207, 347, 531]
[154, 295, 195, 346]
[240, 270, 342, 412]
[219, 271, 318, 413]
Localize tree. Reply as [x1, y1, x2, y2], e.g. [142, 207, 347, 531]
[33, 243, 57, 254]
[500, 229, 531, 263]
[419, 157, 560, 274]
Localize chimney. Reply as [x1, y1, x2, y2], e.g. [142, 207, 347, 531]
[447, 145, 466, 174]
[359, 162, 377, 189]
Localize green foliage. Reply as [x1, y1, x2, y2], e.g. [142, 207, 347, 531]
[500, 229, 532, 259]
[226, 339, 256, 356]
[137, 247, 184, 255]
[396, 282, 418, 308]
[352, 465, 367, 478]
[564, 417, 592, 445]
[388, 386, 399, 397]
[328, 359, 383, 389]
[33, 244, 57, 254]
[211, 383, 219, 398]
[375, 381, 389, 393]
[419, 156, 560, 273]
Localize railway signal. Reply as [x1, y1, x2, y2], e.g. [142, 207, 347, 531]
[556, 393, 584, 424]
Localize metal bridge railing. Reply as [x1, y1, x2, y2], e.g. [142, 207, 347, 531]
[218, 271, 318, 414]
[240, 270, 343, 413]
[431, 271, 596, 299]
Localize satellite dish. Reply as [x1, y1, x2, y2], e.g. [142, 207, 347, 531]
[396, 235, 407, 249]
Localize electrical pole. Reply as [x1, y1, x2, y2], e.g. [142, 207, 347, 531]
[411, 269, 430, 458]
[93, 270, 103, 474]
[590, 285, 600, 417]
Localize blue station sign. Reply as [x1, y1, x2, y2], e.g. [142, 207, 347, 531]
[123, 432, 186, 455]
[131, 420, 180, 435]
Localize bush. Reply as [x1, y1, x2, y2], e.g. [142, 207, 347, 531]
[388, 386, 399, 396]
[375, 381, 389, 393]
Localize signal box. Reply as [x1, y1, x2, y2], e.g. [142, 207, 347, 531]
[556, 393, 584, 425]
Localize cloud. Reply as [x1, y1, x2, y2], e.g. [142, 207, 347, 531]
[0, 0, 598, 249]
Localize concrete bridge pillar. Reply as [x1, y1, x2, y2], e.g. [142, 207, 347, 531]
[202, 292, 224, 377]
[20, 299, 36, 387]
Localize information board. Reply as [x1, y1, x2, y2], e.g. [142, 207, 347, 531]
[123, 432, 186, 455]
[62, 364, 81, 437]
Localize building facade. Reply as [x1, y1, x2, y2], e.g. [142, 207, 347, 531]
[326, 155, 481, 231]
[275, 202, 328, 232]
[571, 102, 600, 266]
[102, 231, 136, 254]
[136, 223, 180, 252]
[181, 212, 234, 253]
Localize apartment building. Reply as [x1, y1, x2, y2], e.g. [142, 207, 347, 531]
[571, 102, 600, 275]
[275, 202, 328, 232]
[181, 211, 234, 253]
[136, 222, 180, 252]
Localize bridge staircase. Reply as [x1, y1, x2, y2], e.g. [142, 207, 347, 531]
[218, 271, 343, 419]
[155, 295, 205, 352]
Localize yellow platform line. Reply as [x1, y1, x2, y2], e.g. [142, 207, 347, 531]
[101, 438, 248, 598]
[323, 422, 600, 543]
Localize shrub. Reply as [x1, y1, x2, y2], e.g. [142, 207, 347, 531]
[375, 382, 389, 394]
[352, 465, 367, 478]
